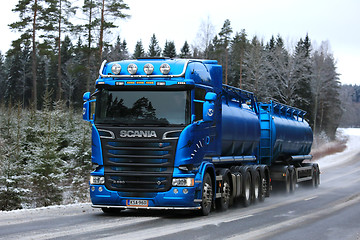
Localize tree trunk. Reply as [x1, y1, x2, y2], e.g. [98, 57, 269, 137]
[99, 0, 105, 63]
[57, 0, 62, 100]
[32, 0, 38, 109]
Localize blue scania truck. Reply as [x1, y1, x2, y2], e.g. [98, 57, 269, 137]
[83, 58, 319, 215]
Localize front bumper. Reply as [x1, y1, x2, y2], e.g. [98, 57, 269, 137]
[90, 185, 202, 210]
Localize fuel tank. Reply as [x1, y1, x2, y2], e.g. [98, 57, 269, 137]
[221, 100, 261, 156]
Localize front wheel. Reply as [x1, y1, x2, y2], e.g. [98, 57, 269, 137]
[200, 173, 213, 216]
[101, 207, 122, 214]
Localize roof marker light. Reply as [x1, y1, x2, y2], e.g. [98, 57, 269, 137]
[159, 63, 170, 75]
[111, 63, 121, 75]
[127, 63, 138, 75]
[143, 63, 154, 75]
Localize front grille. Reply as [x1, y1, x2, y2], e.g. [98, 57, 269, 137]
[98, 127, 180, 192]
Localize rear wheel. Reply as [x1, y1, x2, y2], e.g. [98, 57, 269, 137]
[285, 169, 291, 193]
[241, 169, 251, 207]
[290, 168, 296, 193]
[200, 173, 213, 216]
[314, 165, 320, 188]
[251, 170, 261, 203]
[216, 174, 231, 211]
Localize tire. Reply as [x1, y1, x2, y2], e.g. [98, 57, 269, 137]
[314, 165, 320, 188]
[200, 172, 213, 216]
[101, 207, 122, 214]
[251, 169, 261, 203]
[241, 169, 251, 207]
[284, 169, 291, 194]
[215, 174, 231, 211]
[290, 168, 296, 193]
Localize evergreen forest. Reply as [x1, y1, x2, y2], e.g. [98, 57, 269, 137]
[0, 0, 357, 211]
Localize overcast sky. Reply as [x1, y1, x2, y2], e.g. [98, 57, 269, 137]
[1, 0, 359, 85]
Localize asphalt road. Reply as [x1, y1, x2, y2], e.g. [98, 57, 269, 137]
[1, 133, 360, 240]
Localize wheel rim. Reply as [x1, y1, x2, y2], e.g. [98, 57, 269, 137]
[223, 182, 231, 204]
[245, 176, 250, 200]
[254, 176, 260, 199]
[203, 182, 213, 209]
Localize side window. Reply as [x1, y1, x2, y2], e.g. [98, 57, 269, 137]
[194, 87, 207, 121]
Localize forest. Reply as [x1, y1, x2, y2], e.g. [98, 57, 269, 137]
[0, 0, 357, 211]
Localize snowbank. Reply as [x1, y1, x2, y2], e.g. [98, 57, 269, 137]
[316, 128, 360, 169]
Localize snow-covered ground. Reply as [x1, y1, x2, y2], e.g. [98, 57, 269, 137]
[316, 128, 360, 170]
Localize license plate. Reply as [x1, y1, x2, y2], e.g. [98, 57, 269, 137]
[126, 199, 149, 207]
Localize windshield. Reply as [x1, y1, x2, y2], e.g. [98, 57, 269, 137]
[95, 89, 191, 126]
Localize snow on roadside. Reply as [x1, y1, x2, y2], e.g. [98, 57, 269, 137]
[316, 128, 360, 169]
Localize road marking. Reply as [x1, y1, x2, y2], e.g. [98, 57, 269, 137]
[227, 193, 360, 240]
[304, 196, 318, 201]
[223, 214, 253, 223]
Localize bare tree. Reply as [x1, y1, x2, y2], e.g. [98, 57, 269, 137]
[194, 16, 215, 58]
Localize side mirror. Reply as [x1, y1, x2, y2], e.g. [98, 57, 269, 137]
[83, 101, 91, 122]
[203, 92, 216, 122]
[83, 92, 95, 122]
[83, 92, 91, 101]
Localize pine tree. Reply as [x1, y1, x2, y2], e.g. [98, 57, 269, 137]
[9, 0, 47, 109]
[180, 41, 191, 58]
[133, 40, 145, 59]
[5, 51, 23, 105]
[229, 29, 249, 88]
[0, 103, 28, 210]
[29, 90, 64, 207]
[41, 0, 76, 100]
[147, 34, 161, 57]
[293, 34, 313, 122]
[98, 0, 129, 62]
[0, 52, 5, 104]
[108, 36, 128, 61]
[163, 40, 177, 58]
[311, 42, 341, 138]
[218, 19, 233, 84]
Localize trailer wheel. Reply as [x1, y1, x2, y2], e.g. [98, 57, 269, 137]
[284, 169, 291, 194]
[216, 174, 231, 211]
[314, 165, 320, 188]
[290, 168, 296, 193]
[200, 173, 213, 216]
[241, 169, 252, 207]
[101, 207, 122, 214]
[251, 170, 261, 203]
[315, 170, 320, 188]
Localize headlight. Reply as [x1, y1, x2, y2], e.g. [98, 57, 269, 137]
[90, 176, 105, 185]
[172, 178, 194, 187]
[111, 63, 121, 75]
[127, 63, 138, 75]
[143, 63, 154, 75]
[159, 63, 170, 75]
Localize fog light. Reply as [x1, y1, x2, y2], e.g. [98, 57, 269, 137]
[183, 189, 188, 194]
[111, 63, 121, 74]
[173, 188, 178, 194]
[98, 186, 103, 192]
[91, 186, 95, 192]
[127, 63, 138, 75]
[159, 63, 170, 75]
[143, 63, 154, 75]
